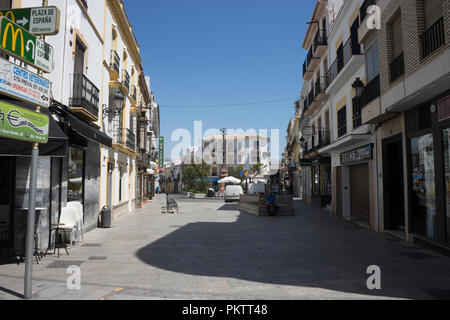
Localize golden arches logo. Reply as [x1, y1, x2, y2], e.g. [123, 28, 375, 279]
[2, 22, 25, 58]
[0, 11, 15, 22]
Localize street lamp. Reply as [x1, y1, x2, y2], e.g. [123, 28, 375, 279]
[103, 89, 125, 119]
[352, 77, 365, 99]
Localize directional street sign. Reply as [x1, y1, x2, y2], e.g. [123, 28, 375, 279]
[0, 100, 49, 143]
[0, 57, 51, 107]
[0, 6, 60, 35]
[0, 17, 54, 73]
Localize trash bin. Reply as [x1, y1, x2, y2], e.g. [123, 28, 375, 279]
[100, 207, 112, 228]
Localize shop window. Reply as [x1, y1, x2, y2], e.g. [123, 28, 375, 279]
[411, 134, 437, 240]
[443, 129, 450, 244]
[68, 148, 85, 203]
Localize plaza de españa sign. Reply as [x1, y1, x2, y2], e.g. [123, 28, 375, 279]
[0, 6, 60, 36]
[0, 17, 54, 73]
[0, 100, 49, 143]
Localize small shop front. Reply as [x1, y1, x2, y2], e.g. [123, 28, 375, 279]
[405, 93, 450, 251]
[334, 144, 376, 230]
[300, 157, 332, 208]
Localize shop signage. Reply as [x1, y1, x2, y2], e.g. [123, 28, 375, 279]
[0, 6, 60, 36]
[312, 159, 321, 166]
[340, 144, 373, 165]
[299, 159, 312, 166]
[0, 100, 49, 143]
[0, 17, 54, 73]
[158, 136, 164, 168]
[0, 57, 51, 107]
[438, 96, 450, 122]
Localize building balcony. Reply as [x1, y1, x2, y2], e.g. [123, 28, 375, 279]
[303, 47, 320, 81]
[122, 70, 130, 92]
[326, 36, 363, 94]
[313, 29, 327, 58]
[130, 85, 137, 103]
[69, 74, 100, 122]
[361, 75, 380, 107]
[110, 50, 120, 79]
[126, 128, 136, 151]
[421, 17, 445, 60]
[303, 129, 331, 158]
[305, 76, 329, 116]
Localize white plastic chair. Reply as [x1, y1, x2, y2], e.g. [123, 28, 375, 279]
[59, 207, 78, 250]
[67, 202, 84, 243]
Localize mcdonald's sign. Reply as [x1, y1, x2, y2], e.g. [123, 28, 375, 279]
[0, 17, 53, 73]
[0, 10, 15, 22]
[0, 6, 59, 36]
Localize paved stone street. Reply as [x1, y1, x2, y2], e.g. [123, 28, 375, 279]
[1, 195, 450, 300]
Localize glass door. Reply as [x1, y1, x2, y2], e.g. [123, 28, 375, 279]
[443, 128, 450, 244]
[411, 134, 437, 240]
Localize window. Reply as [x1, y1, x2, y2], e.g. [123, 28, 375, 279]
[424, 0, 442, 29]
[337, 43, 344, 72]
[365, 40, 380, 82]
[392, 15, 403, 59]
[337, 106, 347, 137]
[352, 97, 362, 129]
[68, 148, 85, 203]
[119, 166, 124, 202]
[411, 134, 436, 240]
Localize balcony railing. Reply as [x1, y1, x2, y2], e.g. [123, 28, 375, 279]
[361, 75, 380, 107]
[110, 50, 120, 75]
[308, 89, 315, 108]
[360, 0, 376, 23]
[131, 85, 137, 102]
[390, 52, 404, 82]
[69, 74, 100, 118]
[314, 76, 329, 99]
[313, 29, 327, 53]
[114, 127, 124, 145]
[303, 47, 313, 76]
[421, 17, 445, 59]
[122, 70, 130, 91]
[126, 128, 136, 151]
[327, 36, 361, 85]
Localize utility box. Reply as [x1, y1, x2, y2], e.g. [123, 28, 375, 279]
[100, 207, 112, 228]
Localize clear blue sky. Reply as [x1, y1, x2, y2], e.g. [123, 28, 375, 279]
[124, 0, 313, 161]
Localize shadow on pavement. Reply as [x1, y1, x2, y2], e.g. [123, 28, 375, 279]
[0, 286, 23, 299]
[218, 204, 239, 211]
[136, 199, 450, 300]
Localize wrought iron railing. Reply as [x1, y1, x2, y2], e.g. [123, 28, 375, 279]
[313, 29, 327, 53]
[303, 47, 314, 75]
[126, 128, 136, 151]
[131, 85, 137, 101]
[390, 52, 404, 82]
[114, 127, 124, 145]
[314, 76, 329, 99]
[110, 50, 120, 75]
[361, 75, 380, 107]
[327, 36, 361, 85]
[122, 70, 130, 91]
[69, 74, 100, 118]
[421, 17, 445, 59]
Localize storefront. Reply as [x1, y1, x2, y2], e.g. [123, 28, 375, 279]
[405, 93, 450, 250]
[0, 99, 68, 257]
[335, 144, 376, 230]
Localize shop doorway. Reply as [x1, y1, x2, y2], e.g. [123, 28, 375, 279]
[0, 157, 15, 250]
[350, 163, 370, 226]
[383, 135, 405, 232]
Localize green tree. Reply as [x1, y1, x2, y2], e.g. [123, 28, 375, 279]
[251, 162, 264, 175]
[182, 161, 211, 193]
[228, 165, 246, 179]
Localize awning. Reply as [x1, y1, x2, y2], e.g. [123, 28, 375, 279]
[66, 113, 112, 148]
[0, 100, 68, 157]
[50, 102, 112, 148]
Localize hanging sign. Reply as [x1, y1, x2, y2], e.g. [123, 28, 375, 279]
[0, 101, 49, 143]
[0, 57, 51, 107]
[0, 17, 54, 73]
[159, 137, 165, 167]
[0, 6, 60, 36]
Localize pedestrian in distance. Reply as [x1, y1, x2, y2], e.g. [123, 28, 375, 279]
[265, 191, 279, 216]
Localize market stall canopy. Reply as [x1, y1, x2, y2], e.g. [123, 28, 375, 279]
[218, 176, 242, 184]
[0, 100, 68, 157]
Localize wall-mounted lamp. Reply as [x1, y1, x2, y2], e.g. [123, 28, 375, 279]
[352, 77, 365, 99]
